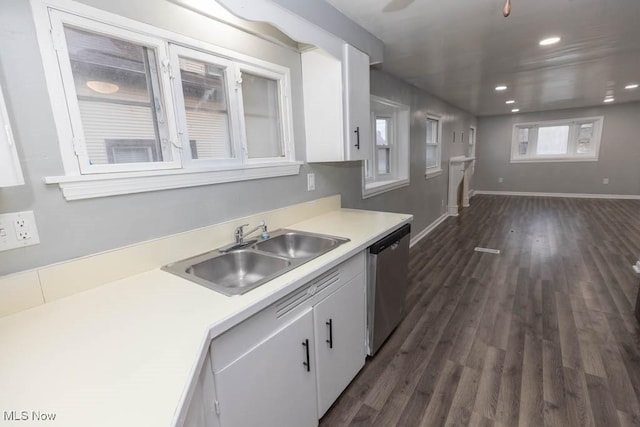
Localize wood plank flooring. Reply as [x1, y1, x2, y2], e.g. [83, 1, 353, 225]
[320, 195, 640, 427]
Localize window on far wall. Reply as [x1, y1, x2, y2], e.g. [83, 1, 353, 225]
[363, 96, 410, 198]
[425, 116, 442, 177]
[511, 116, 604, 163]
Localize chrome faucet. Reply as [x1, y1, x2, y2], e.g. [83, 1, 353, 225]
[234, 221, 269, 244]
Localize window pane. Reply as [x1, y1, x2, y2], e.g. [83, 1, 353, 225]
[537, 126, 569, 155]
[426, 119, 438, 145]
[241, 73, 282, 158]
[376, 118, 389, 146]
[576, 122, 594, 154]
[426, 145, 438, 169]
[518, 127, 529, 155]
[178, 57, 232, 159]
[64, 27, 170, 165]
[377, 148, 390, 174]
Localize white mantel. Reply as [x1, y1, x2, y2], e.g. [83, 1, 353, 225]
[448, 156, 475, 216]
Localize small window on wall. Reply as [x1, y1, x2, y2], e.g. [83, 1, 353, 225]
[511, 117, 604, 163]
[425, 116, 442, 177]
[363, 96, 410, 198]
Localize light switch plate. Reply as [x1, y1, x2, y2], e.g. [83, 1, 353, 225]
[0, 210, 40, 252]
[307, 173, 316, 191]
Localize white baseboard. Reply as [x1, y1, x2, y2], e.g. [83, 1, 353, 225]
[469, 189, 476, 198]
[474, 190, 640, 200]
[410, 213, 449, 247]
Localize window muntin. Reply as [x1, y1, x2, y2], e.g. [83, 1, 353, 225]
[426, 116, 441, 173]
[511, 117, 603, 162]
[47, 8, 295, 177]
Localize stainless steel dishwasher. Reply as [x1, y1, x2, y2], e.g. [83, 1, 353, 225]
[367, 223, 411, 356]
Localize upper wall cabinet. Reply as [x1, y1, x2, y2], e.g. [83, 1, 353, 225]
[0, 84, 24, 187]
[302, 44, 371, 162]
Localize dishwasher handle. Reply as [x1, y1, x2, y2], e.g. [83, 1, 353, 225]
[369, 224, 411, 254]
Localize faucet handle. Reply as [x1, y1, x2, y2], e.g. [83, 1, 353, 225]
[235, 224, 249, 243]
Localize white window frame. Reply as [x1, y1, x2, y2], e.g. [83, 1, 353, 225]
[0, 83, 25, 187]
[363, 96, 410, 199]
[425, 114, 442, 179]
[510, 116, 604, 163]
[32, 0, 300, 200]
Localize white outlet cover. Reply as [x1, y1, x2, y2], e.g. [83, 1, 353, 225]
[603, 178, 609, 184]
[0, 210, 40, 252]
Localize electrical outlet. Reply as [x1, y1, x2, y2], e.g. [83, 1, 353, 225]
[307, 173, 316, 191]
[603, 178, 609, 185]
[498, 177, 504, 183]
[0, 211, 40, 252]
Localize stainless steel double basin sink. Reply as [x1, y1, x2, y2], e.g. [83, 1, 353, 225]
[162, 230, 349, 296]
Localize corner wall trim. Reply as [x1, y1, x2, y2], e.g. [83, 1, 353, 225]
[410, 213, 449, 248]
[474, 190, 640, 200]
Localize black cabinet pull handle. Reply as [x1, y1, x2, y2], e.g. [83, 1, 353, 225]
[354, 127, 360, 149]
[302, 339, 310, 372]
[326, 319, 333, 349]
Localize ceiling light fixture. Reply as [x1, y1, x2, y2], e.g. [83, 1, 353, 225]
[603, 97, 615, 103]
[503, 0, 512, 17]
[539, 36, 561, 46]
[495, 85, 508, 91]
[86, 80, 119, 95]
[625, 83, 639, 90]
[506, 100, 515, 104]
[511, 108, 520, 113]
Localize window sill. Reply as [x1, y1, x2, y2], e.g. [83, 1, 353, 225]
[510, 157, 598, 164]
[44, 161, 303, 200]
[425, 169, 443, 179]
[363, 178, 409, 199]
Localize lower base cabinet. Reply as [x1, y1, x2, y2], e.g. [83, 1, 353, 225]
[182, 252, 366, 427]
[214, 308, 318, 427]
[314, 273, 365, 416]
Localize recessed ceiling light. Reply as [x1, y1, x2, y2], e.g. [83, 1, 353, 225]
[495, 85, 508, 91]
[625, 83, 639, 90]
[539, 36, 561, 46]
[511, 108, 520, 113]
[505, 100, 515, 104]
[603, 97, 615, 103]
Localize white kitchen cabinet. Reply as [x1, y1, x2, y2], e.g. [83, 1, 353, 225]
[202, 253, 367, 427]
[302, 44, 371, 162]
[0, 84, 24, 187]
[183, 352, 220, 427]
[213, 308, 318, 427]
[313, 272, 366, 416]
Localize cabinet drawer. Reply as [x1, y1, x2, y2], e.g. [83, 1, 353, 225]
[210, 251, 364, 373]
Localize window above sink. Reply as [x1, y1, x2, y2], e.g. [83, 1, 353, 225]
[32, 0, 300, 200]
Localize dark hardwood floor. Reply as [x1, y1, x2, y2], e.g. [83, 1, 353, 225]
[320, 195, 640, 427]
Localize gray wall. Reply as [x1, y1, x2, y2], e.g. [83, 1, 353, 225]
[352, 70, 476, 234]
[0, 0, 474, 277]
[474, 103, 640, 195]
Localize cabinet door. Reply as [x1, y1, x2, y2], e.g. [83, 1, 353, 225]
[183, 352, 219, 427]
[0, 84, 24, 187]
[314, 273, 366, 416]
[214, 308, 318, 427]
[343, 44, 371, 162]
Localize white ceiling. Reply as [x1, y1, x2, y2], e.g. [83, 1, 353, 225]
[326, 0, 640, 116]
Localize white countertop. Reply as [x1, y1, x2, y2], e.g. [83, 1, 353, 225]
[0, 208, 411, 427]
